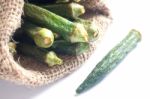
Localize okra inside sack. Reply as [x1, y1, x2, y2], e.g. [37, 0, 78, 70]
[0, 0, 110, 87]
[13, 0, 102, 67]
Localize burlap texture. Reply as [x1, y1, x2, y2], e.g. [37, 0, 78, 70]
[0, 0, 111, 87]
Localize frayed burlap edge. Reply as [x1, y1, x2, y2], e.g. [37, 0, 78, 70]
[0, 0, 112, 87]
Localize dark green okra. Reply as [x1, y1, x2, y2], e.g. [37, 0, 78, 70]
[42, 3, 85, 19]
[76, 29, 141, 94]
[48, 40, 90, 55]
[24, 3, 88, 43]
[17, 43, 63, 67]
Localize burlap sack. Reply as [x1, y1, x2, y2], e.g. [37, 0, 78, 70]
[0, 0, 111, 87]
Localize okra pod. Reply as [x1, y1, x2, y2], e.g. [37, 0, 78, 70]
[22, 21, 54, 48]
[17, 43, 63, 67]
[24, 3, 88, 43]
[76, 29, 141, 94]
[49, 40, 90, 55]
[42, 3, 85, 19]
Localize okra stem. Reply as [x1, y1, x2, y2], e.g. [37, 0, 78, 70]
[17, 43, 63, 67]
[75, 18, 99, 42]
[42, 3, 85, 19]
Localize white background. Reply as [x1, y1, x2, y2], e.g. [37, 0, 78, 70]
[0, 0, 150, 99]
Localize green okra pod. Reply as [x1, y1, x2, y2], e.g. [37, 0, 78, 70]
[42, 3, 85, 19]
[76, 29, 141, 94]
[17, 43, 63, 67]
[22, 21, 54, 48]
[49, 40, 90, 55]
[24, 3, 88, 43]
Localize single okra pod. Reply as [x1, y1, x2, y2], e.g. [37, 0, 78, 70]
[17, 43, 63, 67]
[76, 29, 141, 94]
[24, 3, 88, 43]
[42, 3, 85, 19]
[49, 40, 90, 55]
[22, 21, 54, 48]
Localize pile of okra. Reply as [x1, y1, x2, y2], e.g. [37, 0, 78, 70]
[10, 0, 100, 67]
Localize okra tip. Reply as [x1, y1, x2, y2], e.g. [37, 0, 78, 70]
[76, 86, 82, 94]
[76, 84, 87, 94]
[34, 28, 54, 48]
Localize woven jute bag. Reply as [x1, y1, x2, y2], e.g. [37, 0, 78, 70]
[0, 0, 111, 87]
